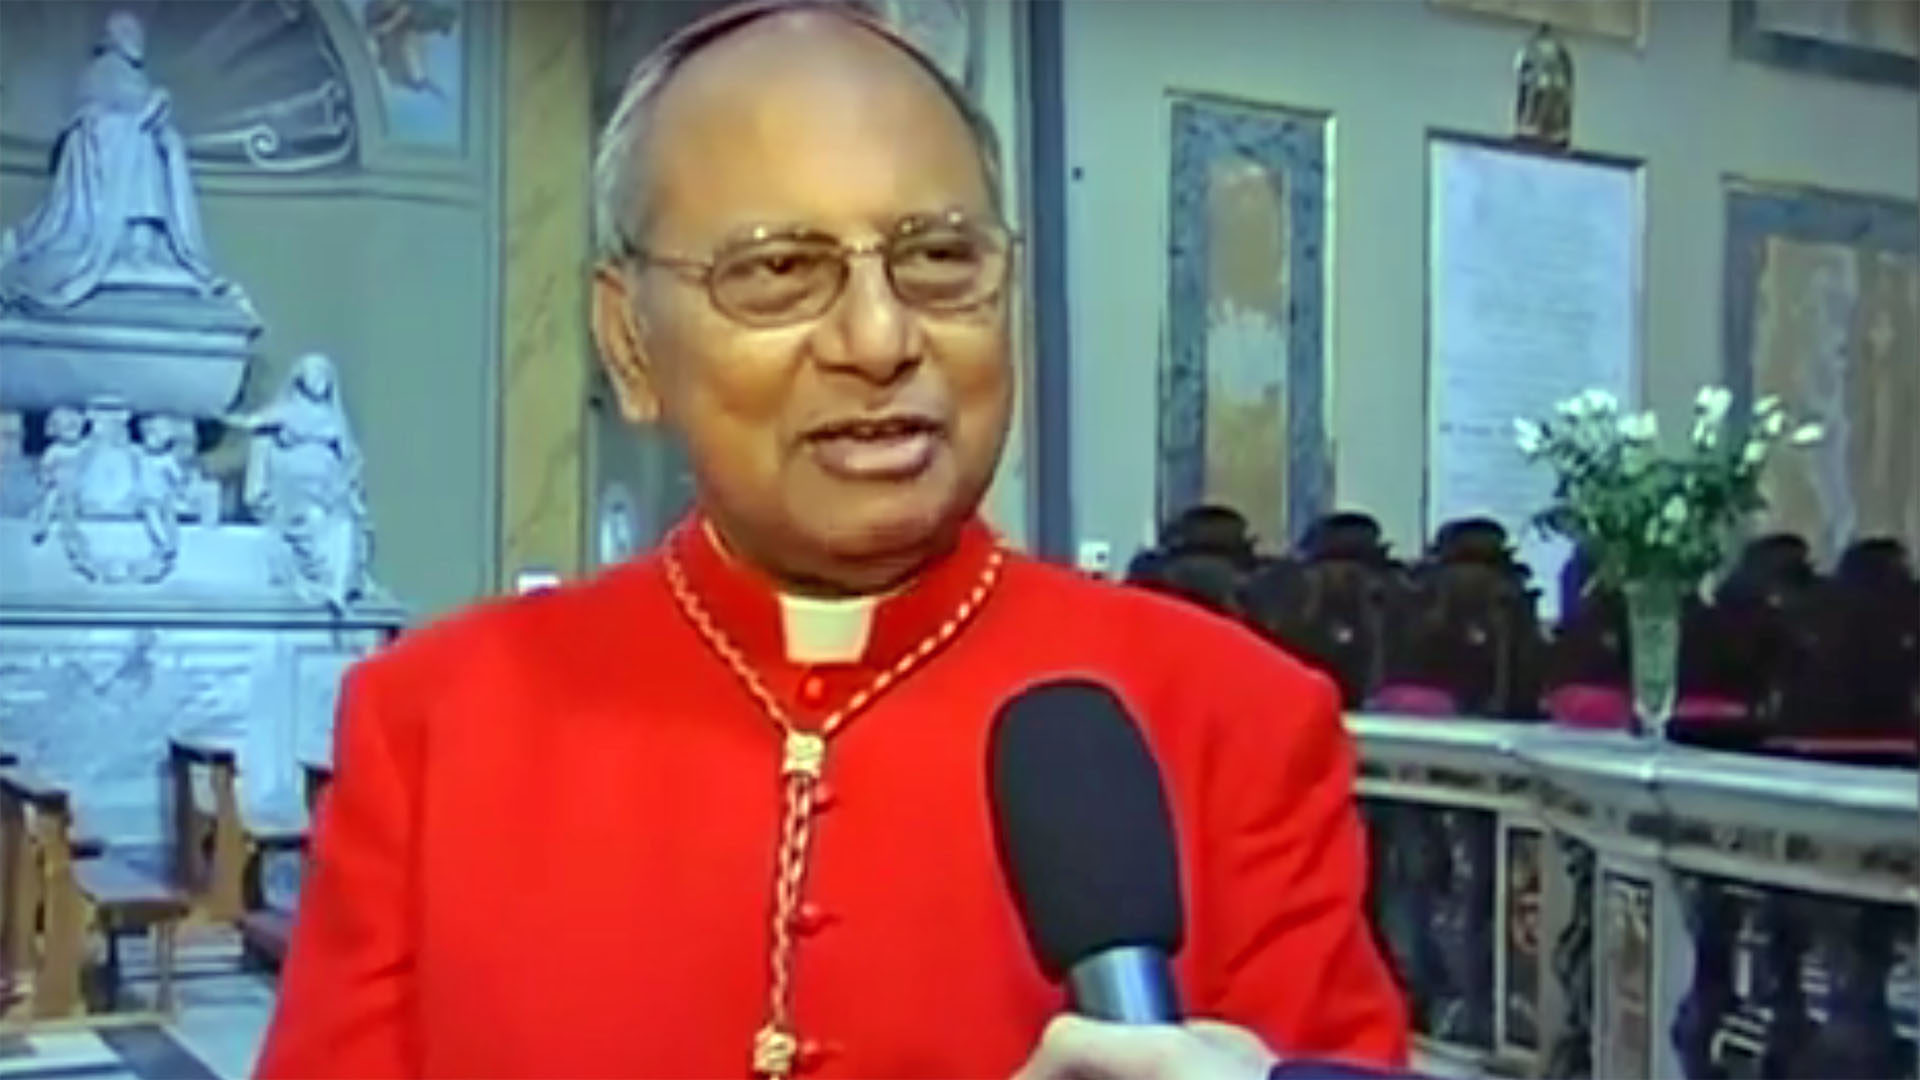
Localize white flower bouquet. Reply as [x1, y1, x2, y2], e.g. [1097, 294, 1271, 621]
[1514, 387, 1822, 593]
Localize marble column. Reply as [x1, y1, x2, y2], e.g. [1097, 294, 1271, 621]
[498, 0, 592, 588]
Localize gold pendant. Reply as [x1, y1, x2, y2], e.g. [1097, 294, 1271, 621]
[752, 1023, 798, 1077]
[782, 730, 826, 779]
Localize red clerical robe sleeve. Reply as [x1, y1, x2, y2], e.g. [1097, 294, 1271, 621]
[1198, 662, 1407, 1066]
[257, 658, 419, 1078]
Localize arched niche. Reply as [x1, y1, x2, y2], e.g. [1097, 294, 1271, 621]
[0, 0, 495, 197]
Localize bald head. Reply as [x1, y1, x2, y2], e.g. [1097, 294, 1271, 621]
[591, 0, 1002, 260]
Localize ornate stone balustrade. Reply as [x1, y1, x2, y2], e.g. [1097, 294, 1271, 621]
[1350, 714, 1918, 1080]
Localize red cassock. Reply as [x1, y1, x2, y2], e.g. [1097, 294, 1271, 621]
[257, 518, 1408, 1078]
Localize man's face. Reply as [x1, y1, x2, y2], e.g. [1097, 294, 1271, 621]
[593, 15, 1011, 592]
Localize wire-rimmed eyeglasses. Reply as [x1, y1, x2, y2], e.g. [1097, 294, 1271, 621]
[623, 210, 1017, 329]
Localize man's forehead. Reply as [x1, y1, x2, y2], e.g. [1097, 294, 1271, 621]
[653, 13, 947, 142]
[642, 12, 988, 234]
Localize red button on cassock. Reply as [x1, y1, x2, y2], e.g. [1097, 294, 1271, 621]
[796, 1039, 842, 1073]
[810, 781, 837, 812]
[791, 902, 832, 935]
[799, 674, 826, 704]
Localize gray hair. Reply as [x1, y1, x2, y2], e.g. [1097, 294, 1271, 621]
[590, 0, 1004, 263]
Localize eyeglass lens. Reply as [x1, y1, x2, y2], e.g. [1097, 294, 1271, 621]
[707, 223, 1007, 326]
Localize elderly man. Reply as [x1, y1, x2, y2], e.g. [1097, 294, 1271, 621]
[256, 2, 1406, 1078]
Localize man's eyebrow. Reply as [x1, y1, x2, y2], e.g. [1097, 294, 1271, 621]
[709, 205, 988, 248]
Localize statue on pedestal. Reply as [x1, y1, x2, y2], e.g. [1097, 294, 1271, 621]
[230, 354, 372, 612]
[0, 4, 380, 602]
[1516, 25, 1574, 150]
[0, 4, 401, 853]
[0, 12, 230, 311]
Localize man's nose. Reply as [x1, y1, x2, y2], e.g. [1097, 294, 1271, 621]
[813, 255, 922, 385]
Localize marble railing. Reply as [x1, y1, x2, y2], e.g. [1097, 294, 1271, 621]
[1349, 715, 1918, 1080]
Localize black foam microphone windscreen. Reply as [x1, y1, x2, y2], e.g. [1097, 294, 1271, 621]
[987, 679, 1185, 1019]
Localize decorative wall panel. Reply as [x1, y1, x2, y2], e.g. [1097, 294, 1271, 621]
[1164, 95, 1329, 547]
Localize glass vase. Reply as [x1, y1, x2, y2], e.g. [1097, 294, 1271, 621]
[1624, 580, 1681, 741]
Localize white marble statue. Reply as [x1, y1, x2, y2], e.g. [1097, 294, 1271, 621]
[149, 414, 221, 522]
[28, 406, 87, 543]
[27, 402, 180, 584]
[0, 11, 228, 310]
[229, 354, 372, 612]
[0, 16, 403, 851]
[136, 414, 192, 557]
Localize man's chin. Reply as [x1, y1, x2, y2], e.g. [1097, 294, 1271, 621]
[811, 493, 968, 565]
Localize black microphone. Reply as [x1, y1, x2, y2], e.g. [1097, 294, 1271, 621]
[987, 678, 1184, 1024]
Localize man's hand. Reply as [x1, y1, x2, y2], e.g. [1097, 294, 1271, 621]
[1012, 1015, 1277, 1080]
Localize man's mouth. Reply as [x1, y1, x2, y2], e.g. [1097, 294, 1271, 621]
[803, 414, 945, 480]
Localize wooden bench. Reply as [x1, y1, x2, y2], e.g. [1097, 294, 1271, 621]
[168, 739, 247, 924]
[238, 758, 334, 970]
[168, 741, 329, 971]
[168, 739, 313, 923]
[0, 768, 188, 1023]
[0, 768, 85, 1020]
[73, 860, 186, 1014]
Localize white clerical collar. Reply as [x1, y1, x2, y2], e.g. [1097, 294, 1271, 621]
[680, 514, 999, 672]
[778, 593, 877, 664]
[700, 519, 891, 664]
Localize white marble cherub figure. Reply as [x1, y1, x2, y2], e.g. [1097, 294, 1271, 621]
[159, 415, 221, 522]
[135, 414, 191, 557]
[28, 407, 88, 543]
[228, 354, 371, 611]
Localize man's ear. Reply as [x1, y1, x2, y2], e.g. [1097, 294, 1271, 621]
[591, 261, 663, 424]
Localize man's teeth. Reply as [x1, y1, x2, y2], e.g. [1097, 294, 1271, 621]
[829, 419, 927, 439]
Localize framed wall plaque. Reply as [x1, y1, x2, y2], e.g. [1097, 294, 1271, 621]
[1430, 0, 1647, 46]
[1424, 133, 1644, 618]
[1732, 0, 1920, 88]
[1162, 94, 1330, 548]
[1723, 180, 1919, 564]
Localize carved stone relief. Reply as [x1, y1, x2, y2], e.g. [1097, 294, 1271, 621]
[0, 622, 384, 841]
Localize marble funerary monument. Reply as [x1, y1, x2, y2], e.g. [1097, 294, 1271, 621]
[0, 11, 403, 843]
